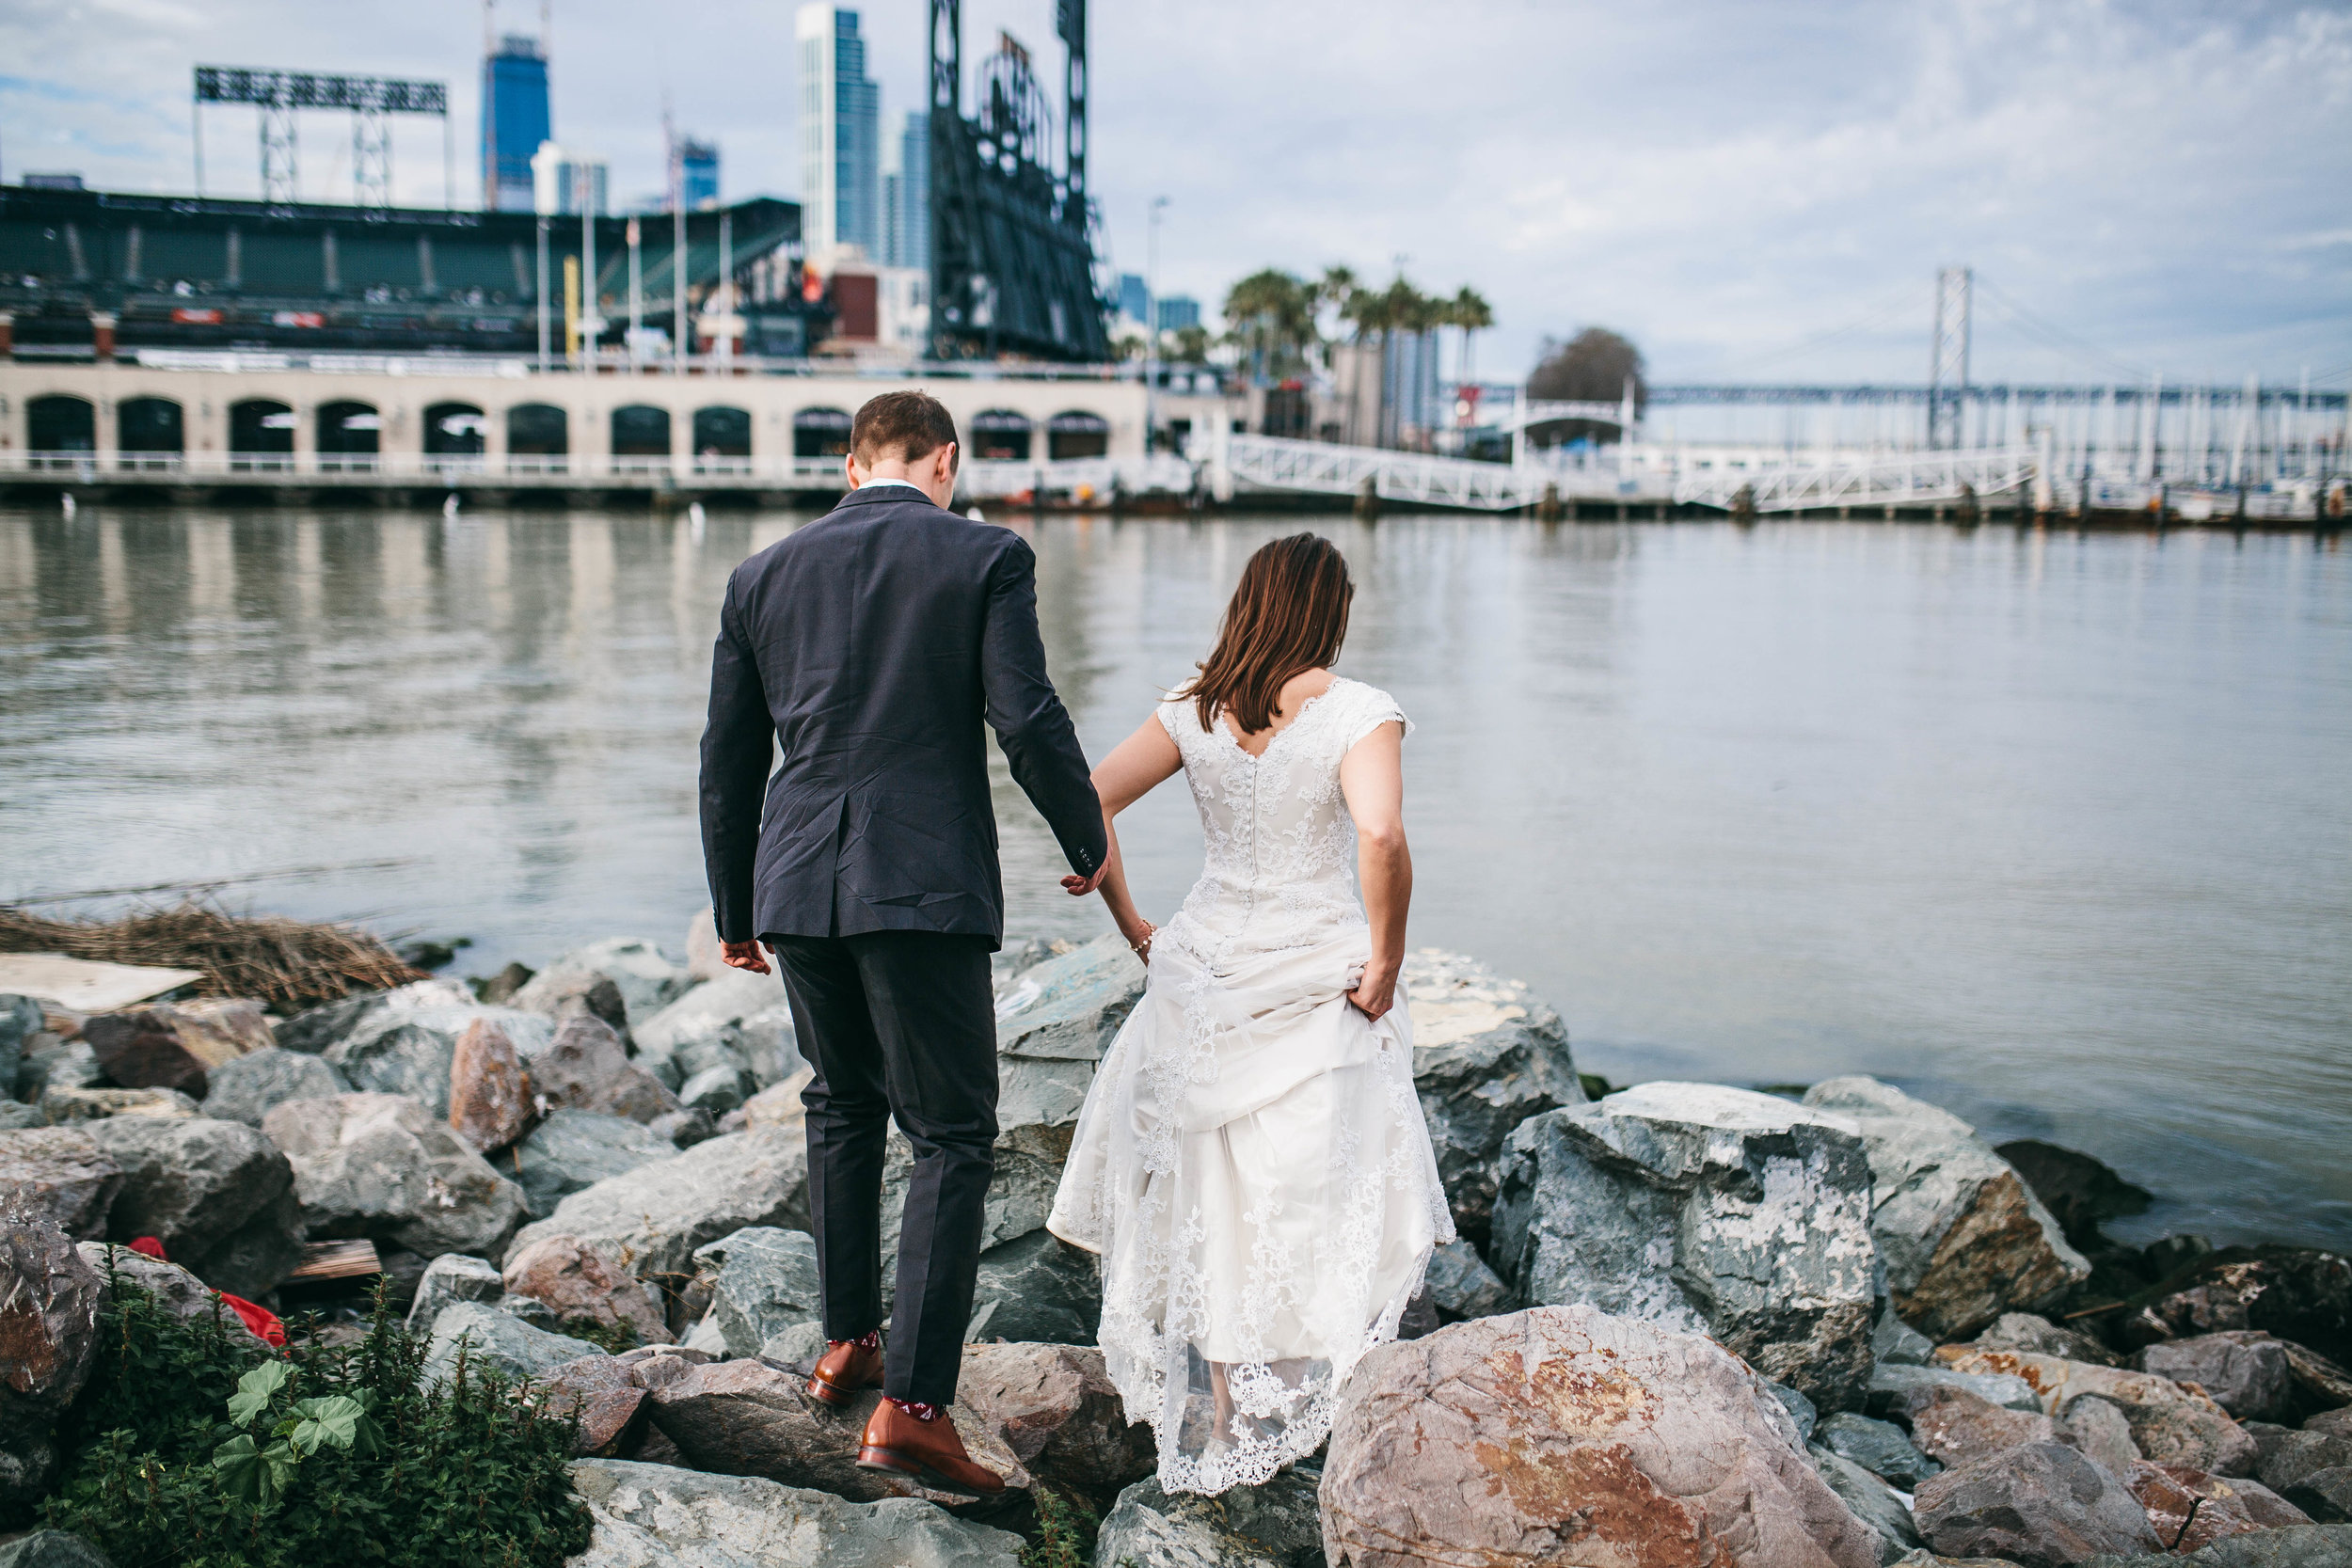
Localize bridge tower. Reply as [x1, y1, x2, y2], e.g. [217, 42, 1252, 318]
[1928, 265, 1972, 450]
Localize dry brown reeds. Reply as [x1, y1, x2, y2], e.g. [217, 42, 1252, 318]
[0, 899, 426, 1012]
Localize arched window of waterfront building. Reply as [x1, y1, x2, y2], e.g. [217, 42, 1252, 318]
[793, 406, 852, 459]
[423, 403, 487, 458]
[229, 399, 295, 470]
[508, 404, 569, 468]
[1047, 410, 1110, 460]
[317, 401, 380, 470]
[693, 405, 753, 467]
[971, 409, 1033, 462]
[612, 405, 672, 466]
[117, 397, 183, 469]
[29, 395, 96, 465]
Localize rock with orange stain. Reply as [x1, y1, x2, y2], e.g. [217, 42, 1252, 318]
[1493, 1083, 1880, 1410]
[1320, 1303, 1883, 1568]
[1802, 1077, 2089, 1343]
[2122, 1460, 2310, 1554]
[448, 1017, 532, 1153]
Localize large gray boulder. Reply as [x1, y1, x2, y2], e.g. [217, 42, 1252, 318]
[1936, 1347, 2260, 1478]
[0, 1127, 124, 1238]
[263, 1092, 528, 1259]
[515, 940, 691, 1033]
[694, 1227, 821, 1359]
[2137, 1333, 2295, 1423]
[1807, 1444, 1924, 1564]
[992, 936, 1143, 1161]
[76, 1242, 229, 1328]
[633, 970, 799, 1096]
[565, 1458, 1024, 1568]
[1913, 1441, 2162, 1565]
[404, 1252, 505, 1334]
[422, 1300, 605, 1386]
[1802, 1077, 2090, 1342]
[1398, 949, 1584, 1246]
[273, 979, 470, 1054]
[197, 1046, 350, 1128]
[324, 996, 552, 1120]
[1492, 1081, 1879, 1410]
[968, 1229, 1100, 1345]
[79, 1115, 305, 1297]
[506, 1129, 809, 1286]
[510, 1108, 674, 1219]
[0, 1215, 103, 1517]
[524, 1018, 679, 1125]
[1422, 1237, 1510, 1320]
[1319, 1304, 1882, 1568]
[1095, 1466, 1324, 1568]
[1818, 1411, 1942, 1488]
[0, 1531, 115, 1568]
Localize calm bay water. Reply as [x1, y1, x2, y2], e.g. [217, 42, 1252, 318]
[2, 505, 2347, 1251]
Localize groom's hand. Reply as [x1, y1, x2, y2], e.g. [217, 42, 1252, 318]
[721, 940, 772, 975]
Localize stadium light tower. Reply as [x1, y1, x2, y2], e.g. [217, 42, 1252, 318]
[195, 67, 451, 209]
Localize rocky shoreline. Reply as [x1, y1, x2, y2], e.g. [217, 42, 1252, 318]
[3, 926, 2348, 1568]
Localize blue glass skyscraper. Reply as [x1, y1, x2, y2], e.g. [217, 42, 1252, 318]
[482, 35, 550, 214]
[679, 138, 720, 210]
[797, 5, 881, 257]
[883, 113, 929, 272]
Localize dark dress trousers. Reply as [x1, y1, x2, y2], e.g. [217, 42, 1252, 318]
[697, 482, 1104, 1404]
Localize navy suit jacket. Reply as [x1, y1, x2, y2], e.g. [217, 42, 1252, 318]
[698, 483, 1105, 948]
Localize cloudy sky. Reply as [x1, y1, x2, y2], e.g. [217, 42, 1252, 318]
[4, 0, 2347, 385]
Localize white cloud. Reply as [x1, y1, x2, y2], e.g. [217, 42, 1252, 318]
[3, 0, 2345, 384]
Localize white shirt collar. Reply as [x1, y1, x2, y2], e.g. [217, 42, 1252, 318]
[857, 477, 926, 492]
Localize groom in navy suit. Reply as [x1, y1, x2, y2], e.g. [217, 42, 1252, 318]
[698, 389, 1106, 1495]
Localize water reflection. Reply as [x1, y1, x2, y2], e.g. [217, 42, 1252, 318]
[1, 506, 2346, 1251]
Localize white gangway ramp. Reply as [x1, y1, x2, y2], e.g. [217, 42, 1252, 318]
[1213, 435, 2039, 514]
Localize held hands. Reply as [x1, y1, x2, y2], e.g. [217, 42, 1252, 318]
[721, 939, 772, 975]
[1061, 867, 1109, 896]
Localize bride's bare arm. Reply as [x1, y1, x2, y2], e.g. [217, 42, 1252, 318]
[1337, 721, 1409, 1020]
[1061, 714, 1183, 955]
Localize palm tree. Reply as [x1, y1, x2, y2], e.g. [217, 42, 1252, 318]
[1222, 269, 1316, 386]
[1449, 286, 1494, 388]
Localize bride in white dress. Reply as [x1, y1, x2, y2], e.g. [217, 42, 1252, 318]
[1046, 532, 1453, 1496]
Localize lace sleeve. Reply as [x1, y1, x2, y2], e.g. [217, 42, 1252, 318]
[1346, 684, 1411, 748]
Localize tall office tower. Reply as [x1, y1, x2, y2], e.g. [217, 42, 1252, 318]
[481, 33, 551, 213]
[882, 113, 929, 271]
[532, 141, 607, 214]
[679, 137, 720, 210]
[796, 5, 881, 257]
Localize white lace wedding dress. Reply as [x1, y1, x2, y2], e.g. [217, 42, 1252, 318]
[1046, 676, 1454, 1496]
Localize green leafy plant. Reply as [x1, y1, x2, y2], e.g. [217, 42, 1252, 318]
[40, 1267, 590, 1567]
[1019, 1482, 1100, 1568]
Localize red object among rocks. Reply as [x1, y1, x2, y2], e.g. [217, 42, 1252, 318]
[128, 1235, 285, 1348]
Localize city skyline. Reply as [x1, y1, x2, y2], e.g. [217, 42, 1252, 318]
[0, 0, 2344, 383]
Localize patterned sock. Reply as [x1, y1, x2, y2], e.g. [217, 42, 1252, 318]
[885, 1396, 942, 1421]
[828, 1329, 881, 1353]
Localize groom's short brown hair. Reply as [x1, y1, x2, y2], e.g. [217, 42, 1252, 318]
[851, 390, 960, 471]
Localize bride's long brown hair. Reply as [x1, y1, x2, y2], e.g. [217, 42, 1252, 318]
[1180, 533, 1355, 735]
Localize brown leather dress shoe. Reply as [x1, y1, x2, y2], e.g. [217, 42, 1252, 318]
[806, 1334, 884, 1408]
[856, 1398, 1007, 1497]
